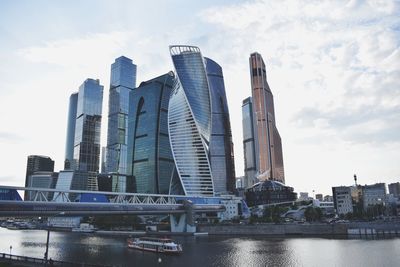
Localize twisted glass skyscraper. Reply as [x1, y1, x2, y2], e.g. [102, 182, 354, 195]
[168, 45, 214, 196]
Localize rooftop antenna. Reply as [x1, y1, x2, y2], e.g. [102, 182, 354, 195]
[354, 174, 357, 186]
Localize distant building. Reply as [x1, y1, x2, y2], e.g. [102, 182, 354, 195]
[332, 186, 354, 215]
[362, 183, 386, 210]
[53, 170, 88, 201]
[315, 194, 323, 201]
[105, 56, 137, 192]
[388, 182, 400, 198]
[97, 173, 113, 192]
[127, 72, 175, 194]
[100, 147, 106, 174]
[298, 192, 309, 201]
[245, 180, 296, 207]
[218, 195, 249, 221]
[242, 97, 257, 188]
[324, 195, 333, 202]
[26, 171, 58, 201]
[25, 155, 54, 199]
[236, 177, 244, 189]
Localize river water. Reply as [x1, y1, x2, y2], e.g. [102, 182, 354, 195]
[1, 228, 399, 267]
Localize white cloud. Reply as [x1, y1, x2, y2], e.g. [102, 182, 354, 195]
[200, 0, 400, 194]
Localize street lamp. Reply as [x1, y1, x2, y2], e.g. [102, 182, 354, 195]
[45, 212, 65, 264]
[9, 245, 12, 256]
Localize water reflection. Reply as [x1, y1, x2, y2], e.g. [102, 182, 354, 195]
[1, 228, 400, 267]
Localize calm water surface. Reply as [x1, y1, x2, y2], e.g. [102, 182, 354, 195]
[1, 228, 399, 267]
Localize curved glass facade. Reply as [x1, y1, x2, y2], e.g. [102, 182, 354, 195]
[168, 45, 214, 196]
[205, 57, 236, 194]
[127, 73, 175, 194]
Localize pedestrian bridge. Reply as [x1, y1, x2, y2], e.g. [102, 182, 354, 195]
[0, 185, 226, 232]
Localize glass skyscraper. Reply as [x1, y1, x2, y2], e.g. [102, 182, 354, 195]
[168, 45, 214, 196]
[205, 57, 236, 194]
[64, 92, 78, 169]
[73, 78, 104, 191]
[127, 72, 175, 194]
[24, 155, 55, 199]
[105, 56, 137, 192]
[242, 97, 258, 188]
[249, 52, 285, 183]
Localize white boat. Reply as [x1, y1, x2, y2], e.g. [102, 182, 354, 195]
[71, 223, 96, 233]
[127, 237, 182, 254]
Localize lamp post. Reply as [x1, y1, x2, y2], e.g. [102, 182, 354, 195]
[45, 212, 65, 265]
[9, 245, 12, 256]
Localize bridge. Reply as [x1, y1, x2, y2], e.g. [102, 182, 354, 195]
[0, 185, 226, 232]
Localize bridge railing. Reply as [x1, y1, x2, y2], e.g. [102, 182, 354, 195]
[0, 252, 111, 266]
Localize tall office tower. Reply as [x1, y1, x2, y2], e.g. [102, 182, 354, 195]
[106, 56, 137, 192]
[127, 72, 175, 194]
[73, 78, 104, 191]
[205, 57, 236, 194]
[168, 45, 214, 196]
[64, 92, 78, 170]
[24, 155, 55, 199]
[249, 52, 285, 183]
[242, 97, 258, 188]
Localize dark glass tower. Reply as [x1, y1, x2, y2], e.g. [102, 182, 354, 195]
[106, 56, 137, 192]
[64, 92, 78, 169]
[249, 52, 285, 183]
[242, 97, 257, 188]
[205, 57, 236, 194]
[24, 155, 55, 200]
[25, 155, 54, 185]
[73, 78, 104, 191]
[127, 72, 175, 194]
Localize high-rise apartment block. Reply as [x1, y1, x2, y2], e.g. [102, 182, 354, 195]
[127, 72, 175, 194]
[106, 56, 137, 192]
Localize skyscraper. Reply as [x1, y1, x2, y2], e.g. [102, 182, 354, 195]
[106, 56, 137, 192]
[242, 97, 257, 188]
[249, 52, 284, 183]
[127, 72, 175, 194]
[168, 45, 214, 196]
[205, 57, 236, 194]
[73, 78, 103, 190]
[64, 92, 78, 169]
[24, 155, 55, 199]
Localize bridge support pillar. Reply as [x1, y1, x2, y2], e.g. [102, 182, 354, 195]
[170, 200, 196, 233]
[170, 214, 196, 233]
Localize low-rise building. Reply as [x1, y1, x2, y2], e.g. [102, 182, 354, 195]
[245, 180, 297, 207]
[315, 194, 323, 201]
[362, 183, 386, 210]
[332, 186, 353, 215]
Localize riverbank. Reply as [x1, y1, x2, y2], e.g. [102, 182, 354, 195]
[198, 221, 400, 237]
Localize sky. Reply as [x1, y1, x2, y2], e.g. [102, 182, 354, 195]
[0, 0, 399, 196]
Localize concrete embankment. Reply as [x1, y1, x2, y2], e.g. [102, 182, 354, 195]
[198, 222, 400, 237]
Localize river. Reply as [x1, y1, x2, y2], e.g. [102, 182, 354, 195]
[1, 228, 399, 266]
